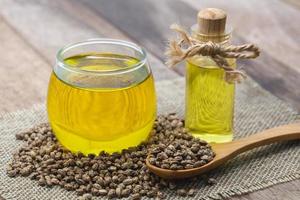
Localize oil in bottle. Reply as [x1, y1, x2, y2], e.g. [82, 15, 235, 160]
[185, 8, 236, 143]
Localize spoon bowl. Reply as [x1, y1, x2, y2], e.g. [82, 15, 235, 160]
[146, 123, 300, 179]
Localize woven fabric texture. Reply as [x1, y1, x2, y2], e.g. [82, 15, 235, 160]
[0, 77, 299, 200]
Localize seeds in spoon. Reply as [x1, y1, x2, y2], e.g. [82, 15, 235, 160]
[148, 136, 215, 170]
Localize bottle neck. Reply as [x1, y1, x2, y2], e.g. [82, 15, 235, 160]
[190, 24, 231, 45]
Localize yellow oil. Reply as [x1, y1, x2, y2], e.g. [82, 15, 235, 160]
[185, 56, 236, 143]
[47, 53, 156, 154]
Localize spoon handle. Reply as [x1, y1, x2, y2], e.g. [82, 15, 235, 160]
[226, 123, 300, 155]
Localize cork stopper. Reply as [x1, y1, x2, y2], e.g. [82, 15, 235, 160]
[197, 8, 227, 35]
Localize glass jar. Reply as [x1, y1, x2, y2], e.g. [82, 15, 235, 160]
[47, 39, 156, 154]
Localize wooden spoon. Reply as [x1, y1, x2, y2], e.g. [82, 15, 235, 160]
[146, 123, 300, 179]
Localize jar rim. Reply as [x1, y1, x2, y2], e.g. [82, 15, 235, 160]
[56, 38, 147, 76]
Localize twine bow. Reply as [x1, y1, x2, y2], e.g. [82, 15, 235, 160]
[165, 24, 260, 83]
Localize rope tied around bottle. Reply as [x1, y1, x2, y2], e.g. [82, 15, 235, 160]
[165, 24, 260, 83]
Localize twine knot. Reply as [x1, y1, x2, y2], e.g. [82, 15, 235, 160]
[165, 24, 260, 83]
[197, 41, 221, 56]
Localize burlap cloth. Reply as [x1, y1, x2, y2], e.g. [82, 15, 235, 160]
[0, 77, 299, 200]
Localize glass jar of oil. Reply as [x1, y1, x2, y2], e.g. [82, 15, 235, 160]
[47, 39, 156, 154]
[185, 8, 235, 143]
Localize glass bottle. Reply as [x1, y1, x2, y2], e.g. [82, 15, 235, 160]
[185, 8, 236, 143]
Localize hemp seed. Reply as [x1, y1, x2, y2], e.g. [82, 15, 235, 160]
[6, 114, 216, 199]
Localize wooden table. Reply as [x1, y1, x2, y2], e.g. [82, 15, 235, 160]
[0, 0, 299, 199]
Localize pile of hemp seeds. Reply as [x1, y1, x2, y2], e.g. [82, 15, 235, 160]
[6, 113, 216, 200]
